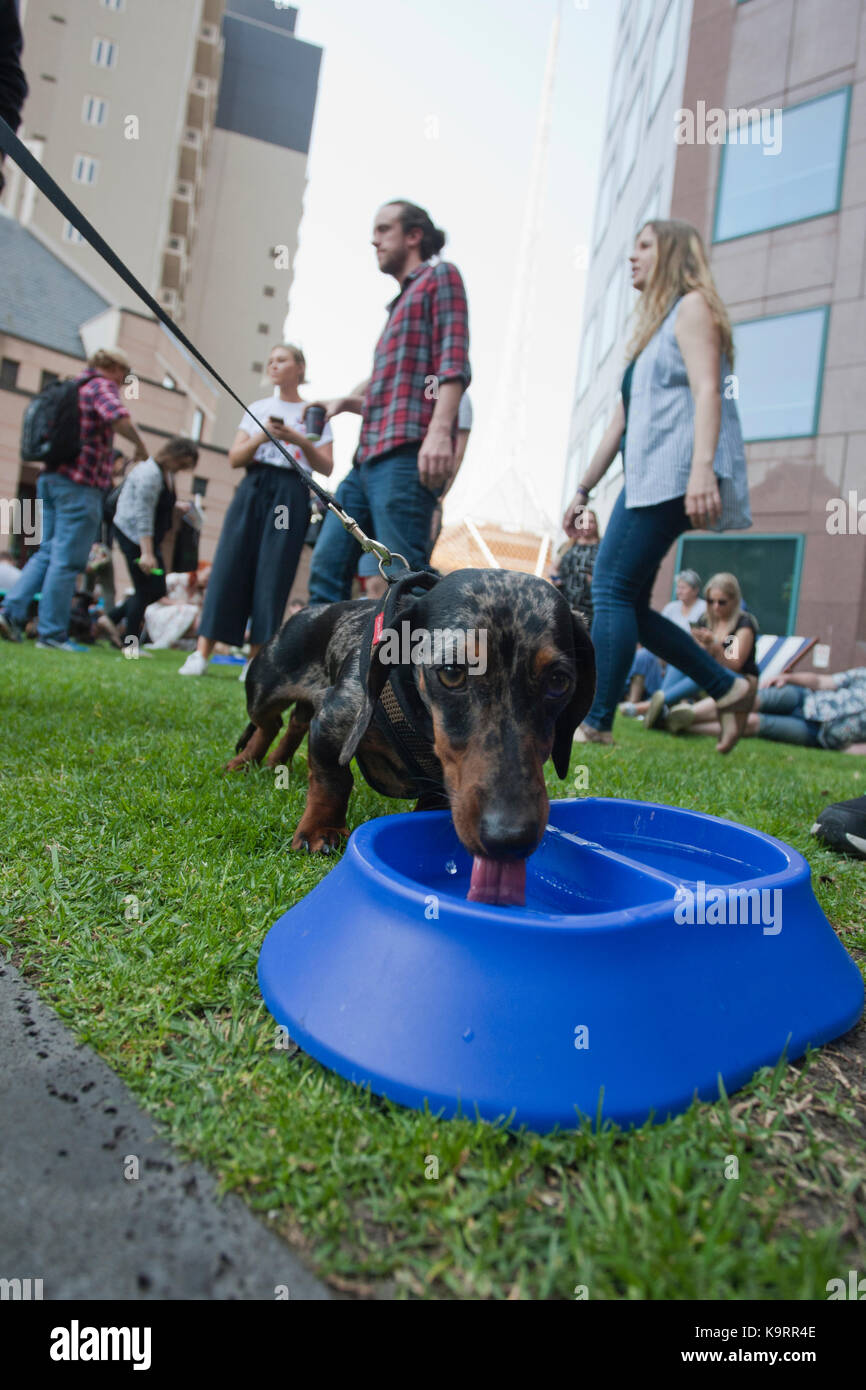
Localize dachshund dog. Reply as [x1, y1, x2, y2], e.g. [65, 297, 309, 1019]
[228, 569, 595, 905]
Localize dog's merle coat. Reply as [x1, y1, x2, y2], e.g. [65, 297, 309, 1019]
[229, 568, 595, 858]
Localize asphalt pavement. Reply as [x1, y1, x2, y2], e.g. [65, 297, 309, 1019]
[0, 958, 333, 1300]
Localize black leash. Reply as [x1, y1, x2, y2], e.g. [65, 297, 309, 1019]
[0, 116, 407, 577]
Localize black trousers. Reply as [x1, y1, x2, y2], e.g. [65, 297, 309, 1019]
[198, 465, 310, 647]
[112, 526, 168, 638]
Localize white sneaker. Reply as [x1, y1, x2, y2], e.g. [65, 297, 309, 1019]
[238, 660, 250, 683]
[178, 650, 209, 676]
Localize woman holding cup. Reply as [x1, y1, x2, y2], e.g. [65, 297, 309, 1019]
[179, 343, 333, 677]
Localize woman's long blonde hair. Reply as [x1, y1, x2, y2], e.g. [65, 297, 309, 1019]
[705, 572, 743, 608]
[626, 219, 734, 365]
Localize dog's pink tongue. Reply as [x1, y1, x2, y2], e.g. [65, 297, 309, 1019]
[468, 856, 527, 907]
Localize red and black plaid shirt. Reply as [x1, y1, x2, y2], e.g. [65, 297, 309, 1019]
[60, 368, 129, 489]
[357, 260, 471, 465]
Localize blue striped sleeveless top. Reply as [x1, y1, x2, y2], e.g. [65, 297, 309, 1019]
[623, 296, 751, 532]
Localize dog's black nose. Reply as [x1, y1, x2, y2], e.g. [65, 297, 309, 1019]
[478, 813, 540, 860]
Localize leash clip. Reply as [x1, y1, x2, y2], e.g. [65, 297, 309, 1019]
[328, 503, 409, 581]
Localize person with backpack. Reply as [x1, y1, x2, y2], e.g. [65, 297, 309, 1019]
[0, 347, 149, 651]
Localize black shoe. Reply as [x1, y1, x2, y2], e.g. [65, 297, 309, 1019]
[811, 795, 866, 859]
[0, 609, 23, 642]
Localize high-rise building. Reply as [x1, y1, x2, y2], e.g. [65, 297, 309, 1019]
[565, 0, 866, 669]
[5, 0, 322, 446]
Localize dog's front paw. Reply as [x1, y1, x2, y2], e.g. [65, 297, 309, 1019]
[291, 825, 348, 854]
[225, 753, 253, 772]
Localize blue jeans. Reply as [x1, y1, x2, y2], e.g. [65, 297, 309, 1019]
[308, 450, 440, 604]
[756, 686, 821, 747]
[2, 471, 104, 642]
[587, 491, 736, 732]
[663, 671, 702, 704]
[627, 647, 664, 697]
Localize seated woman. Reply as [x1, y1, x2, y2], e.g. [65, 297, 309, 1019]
[641, 572, 759, 743]
[619, 646, 665, 713]
[655, 568, 706, 704]
[669, 667, 866, 752]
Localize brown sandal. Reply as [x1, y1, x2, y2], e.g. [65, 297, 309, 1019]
[574, 723, 614, 746]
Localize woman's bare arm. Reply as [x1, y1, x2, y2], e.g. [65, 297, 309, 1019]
[228, 427, 268, 470]
[562, 398, 626, 534]
[676, 290, 723, 528]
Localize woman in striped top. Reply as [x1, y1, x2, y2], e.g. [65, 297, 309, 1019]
[562, 219, 754, 754]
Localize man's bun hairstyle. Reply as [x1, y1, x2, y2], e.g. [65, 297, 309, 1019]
[391, 200, 446, 259]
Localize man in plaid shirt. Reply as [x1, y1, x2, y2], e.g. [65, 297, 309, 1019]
[307, 200, 471, 602]
[1, 346, 149, 650]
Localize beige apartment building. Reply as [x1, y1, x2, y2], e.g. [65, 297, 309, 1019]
[0, 215, 229, 587]
[566, 0, 866, 671]
[4, 0, 322, 447]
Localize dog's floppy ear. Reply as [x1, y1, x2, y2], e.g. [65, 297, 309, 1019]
[340, 570, 440, 766]
[552, 609, 596, 778]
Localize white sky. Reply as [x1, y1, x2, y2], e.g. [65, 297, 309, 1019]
[286, 0, 617, 531]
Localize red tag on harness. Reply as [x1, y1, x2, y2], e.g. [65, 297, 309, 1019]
[373, 611, 384, 648]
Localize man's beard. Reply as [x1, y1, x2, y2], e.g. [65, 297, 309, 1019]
[379, 250, 407, 277]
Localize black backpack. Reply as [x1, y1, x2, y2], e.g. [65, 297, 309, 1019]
[20, 378, 84, 470]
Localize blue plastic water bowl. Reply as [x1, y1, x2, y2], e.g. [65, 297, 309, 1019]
[258, 798, 864, 1132]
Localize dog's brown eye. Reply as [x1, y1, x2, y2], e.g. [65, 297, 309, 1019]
[437, 666, 467, 690]
[546, 671, 571, 698]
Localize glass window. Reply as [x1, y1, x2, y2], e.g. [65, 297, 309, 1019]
[593, 161, 616, 248]
[635, 183, 661, 233]
[101, 0, 126, 10]
[162, 373, 177, 390]
[82, 95, 108, 126]
[732, 307, 828, 441]
[72, 154, 98, 185]
[63, 220, 85, 243]
[608, 46, 628, 128]
[632, 0, 653, 60]
[586, 411, 607, 470]
[191, 409, 204, 442]
[40, 370, 60, 391]
[677, 535, 803, 635]
[0, 358, 20, 389]
[648, 0, 680, 120]
[713, 88, 850, 243]
[622, 276, 637, 332]
[576, 313, 598, 400]
[91, 38, 117, 68]
[598, 261, 626, 364]
[619, 82, 645, 192]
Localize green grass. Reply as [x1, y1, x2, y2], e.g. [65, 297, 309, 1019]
[2, 641, 865, 1300]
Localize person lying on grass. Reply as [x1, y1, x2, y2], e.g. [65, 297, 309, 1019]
[657, 666, 866, 754]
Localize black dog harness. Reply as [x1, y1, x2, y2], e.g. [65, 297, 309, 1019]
[364, 667, 444, 797]
[354, 574, 446, 798]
